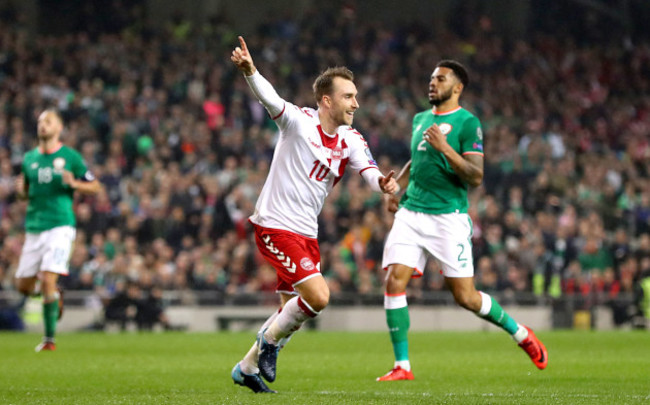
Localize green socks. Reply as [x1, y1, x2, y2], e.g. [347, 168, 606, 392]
[43, 300, 59, 340]
[385, 294, 410, 362]
[477, 292, 518, 335]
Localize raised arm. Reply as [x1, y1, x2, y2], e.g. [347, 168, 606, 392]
[231, 36, 285, 118]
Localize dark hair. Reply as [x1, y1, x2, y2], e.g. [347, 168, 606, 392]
[312, 66, 355, 104]
[436, 60, 469, 88]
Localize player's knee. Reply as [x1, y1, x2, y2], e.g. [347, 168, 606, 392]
[15, 279, 32, 296]
[17, 285, 32, 296]
[385, 267, 410, 294]
[454, 292, 480, 311]
[306, 289, 330, 312]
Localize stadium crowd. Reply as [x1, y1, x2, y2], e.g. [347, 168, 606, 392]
[0, 3, 649, 325]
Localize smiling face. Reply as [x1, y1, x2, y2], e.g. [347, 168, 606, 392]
[325, 77, 359, 127]
[428, 67, 461, 107]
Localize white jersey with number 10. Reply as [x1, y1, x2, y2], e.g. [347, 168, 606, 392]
[246, 72, 380, 238]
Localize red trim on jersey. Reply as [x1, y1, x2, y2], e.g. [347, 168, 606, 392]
[462, 151, 484, 156]
[271, 103, 286, 120]
[384, 292, 407, 297]
[317, 125, 339, 149]
[431, 106, 462, 116]
[359, 166, 379, 175]
[331, 140, 349, 188]
[39, 142, 63, 154]
[382, 265, 423, 278]
[337, 139, 349, 177]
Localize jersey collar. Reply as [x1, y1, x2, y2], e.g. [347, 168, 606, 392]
[38, 142, 63, 155]
[431, 106, 462, 116]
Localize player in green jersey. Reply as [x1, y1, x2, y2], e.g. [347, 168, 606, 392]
[377, 60, 548, 381]
[14, 109, 101, 352]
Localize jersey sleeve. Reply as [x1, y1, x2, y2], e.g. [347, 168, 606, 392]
[244, 71, 302, 136]
[70, 151, 95, 182]
[460, 116, 484, 157]
[346, 128, 379, 174]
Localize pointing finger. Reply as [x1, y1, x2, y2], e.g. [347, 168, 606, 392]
[238, 36, 248, 53]
[383, 170, 395, 183]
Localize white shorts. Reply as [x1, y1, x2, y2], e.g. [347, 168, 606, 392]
[15, 226, 76, 278]
[382, 208, 474, 278]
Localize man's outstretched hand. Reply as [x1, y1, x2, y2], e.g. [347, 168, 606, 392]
[231, 36, 256, 76]
[379, 170, 399, 194]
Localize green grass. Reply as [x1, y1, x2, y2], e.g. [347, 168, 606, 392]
[1, 330, 649, 404]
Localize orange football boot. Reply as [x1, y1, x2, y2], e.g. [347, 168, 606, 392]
[376, 366, 414, 381]
[518, 326, 548, 370]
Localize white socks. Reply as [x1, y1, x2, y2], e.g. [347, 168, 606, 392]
[395, 360, 411, 371]
[240, 309, 280, 374]
[265, 296, 317, 344]
[239, 296, 319, 375]
[478, 291, 492, 316]
[512, 324, 529, 343]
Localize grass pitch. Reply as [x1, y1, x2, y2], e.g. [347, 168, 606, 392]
[1, 330, 649, 404]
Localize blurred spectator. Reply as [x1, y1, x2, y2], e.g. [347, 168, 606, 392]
[0, 3, 647, 323]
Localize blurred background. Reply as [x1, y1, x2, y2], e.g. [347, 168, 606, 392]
[0, 0, 649, 332]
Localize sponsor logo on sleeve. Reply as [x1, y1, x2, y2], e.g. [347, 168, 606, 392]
[84, 171, 96, 181]
[364, 148, 377, 165]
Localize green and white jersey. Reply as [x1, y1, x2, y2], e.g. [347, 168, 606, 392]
[22, 145, 93, 233]
[401, 107, 484, 214]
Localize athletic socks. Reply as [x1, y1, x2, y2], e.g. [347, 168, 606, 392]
[240, 308, 281, 374]
[477, 291, 528, 342]
[385, 293, 410, 369]
[42, 293, 60, 340]
[240, 297, 318, 375]
[265, 296, 317, 344]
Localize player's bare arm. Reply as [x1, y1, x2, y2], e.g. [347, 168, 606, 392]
[384, 160, 411, 213]
[395, 160, 411, 191]
[423, 124, 483, 187]
[15, 174, 28, 199]
[62, 171, 102, 195]
[231, 36, 257, 76]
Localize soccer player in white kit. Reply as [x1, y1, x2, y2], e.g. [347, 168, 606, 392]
[229, 36, 398, 393]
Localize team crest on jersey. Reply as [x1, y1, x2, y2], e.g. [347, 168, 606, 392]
[31, 162, 38, 169]
[300, 257, 315, 271]
[331, 146, 343, 160]
[439, 123, 453, 135]
[53, 157, 66, 173]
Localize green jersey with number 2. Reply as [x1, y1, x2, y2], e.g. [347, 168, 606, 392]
[401, 107, 484, 214]
[22, 145, 91, 232]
